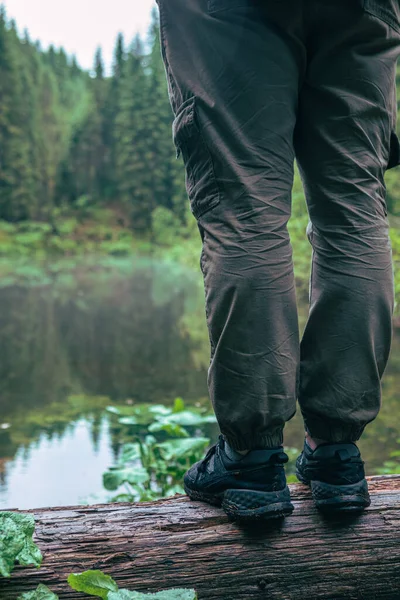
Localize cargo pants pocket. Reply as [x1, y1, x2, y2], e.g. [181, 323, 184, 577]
[362, 1, 400, 169]
[173, 96, 221, 219]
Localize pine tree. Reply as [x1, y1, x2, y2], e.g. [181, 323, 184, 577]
[102, 33, 126, 200]
[94, 46, 104, 80]
[114, 34, 154, 231]
[61, 49, 107, 204]
[0, 8, 36, 219]
[70, 55, 80, 77]
[113, 33, 125, 80]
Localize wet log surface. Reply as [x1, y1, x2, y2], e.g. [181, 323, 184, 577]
[1, 475, 400, 600]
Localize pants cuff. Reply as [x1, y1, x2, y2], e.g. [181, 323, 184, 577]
[222, 429, 284, 451]
[304, 417, 365, 443]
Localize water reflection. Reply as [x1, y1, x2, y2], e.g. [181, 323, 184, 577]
[0, 417, 114, 509]
[0, 256, 399, 509]
[0, 257, 207, 414]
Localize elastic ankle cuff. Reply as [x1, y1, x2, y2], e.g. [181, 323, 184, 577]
[222, 429, 284, 451]
[304, 418, 365, 443]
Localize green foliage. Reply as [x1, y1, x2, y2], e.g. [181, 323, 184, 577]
[0, 209, 141, 260]
[0, 6, 186, 233]
[68, 570, 118, 598]
[0, 512, 42, 577]
[67, 569, 197, 599]
[155, 437, 210, 461]
[375, 438, 400, 475]
[390, 223, 400, 316]
[277, 446, 301, 483]
[151, 207, 184, 247]
[103, 466, 150, 490]
[17, 584, 58, 600]
[386, 167, 400, 216]
[103, 397, 215, 502]
[106, 397, 215, 427]
[0, 9, 91, 221]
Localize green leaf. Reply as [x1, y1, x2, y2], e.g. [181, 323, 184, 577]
[17, 536, 43, 569]
[108, 592, 137, 600]
[172, 397, 185, 413]
[148, 422, 190, 438]
[103, 467, 150, 491]
[108, 589, 197, 600]
[106, 406, 122, 415]
[118, 416, 140, 426]
[120, 443, 141, 464]
[108, 403, 173, 425]
[155, 438, 209, 461]
[17, 584, 59, 599]
[67, 570, 119, 598]
[148, 405, 173, 417]
[144, 435, 157, 446]
[156, 411, 217, 427]
[106, 405, 141, 417]
[0, 512, 43, 578]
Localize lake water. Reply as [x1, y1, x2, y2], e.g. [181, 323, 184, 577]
[0, 255, 399, 509]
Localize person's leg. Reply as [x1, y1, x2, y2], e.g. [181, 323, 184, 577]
[294, 2, 400, 512]
[294, 0, 400, 445]
[156, 0, 305, 451]
[156, 0, 306, 520]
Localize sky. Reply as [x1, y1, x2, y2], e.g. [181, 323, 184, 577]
[4, 0, 158, 73]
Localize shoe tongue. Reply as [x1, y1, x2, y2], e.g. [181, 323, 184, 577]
[312, 442, 359, 460]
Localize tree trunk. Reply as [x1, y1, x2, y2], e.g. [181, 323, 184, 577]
[2, 476, 400, 600]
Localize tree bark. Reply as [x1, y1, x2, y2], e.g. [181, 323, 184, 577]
[2, 476, 400, 600]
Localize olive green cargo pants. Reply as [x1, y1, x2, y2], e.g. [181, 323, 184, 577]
[155, 0, 400, 449]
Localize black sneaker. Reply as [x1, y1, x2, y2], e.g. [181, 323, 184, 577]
[183, 434, 294, 521]
[296, 439, 371, 513]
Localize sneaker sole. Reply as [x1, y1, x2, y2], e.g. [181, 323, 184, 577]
[296, 470, 371, 513]
[184, 484, 294, 521]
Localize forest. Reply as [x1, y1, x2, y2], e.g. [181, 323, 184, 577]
[0, 5, 188, 233]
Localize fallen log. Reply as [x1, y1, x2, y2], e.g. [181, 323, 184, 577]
[1, 475, 400, 600]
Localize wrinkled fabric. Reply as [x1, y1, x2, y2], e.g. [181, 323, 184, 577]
[155, 0, 400, 449]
